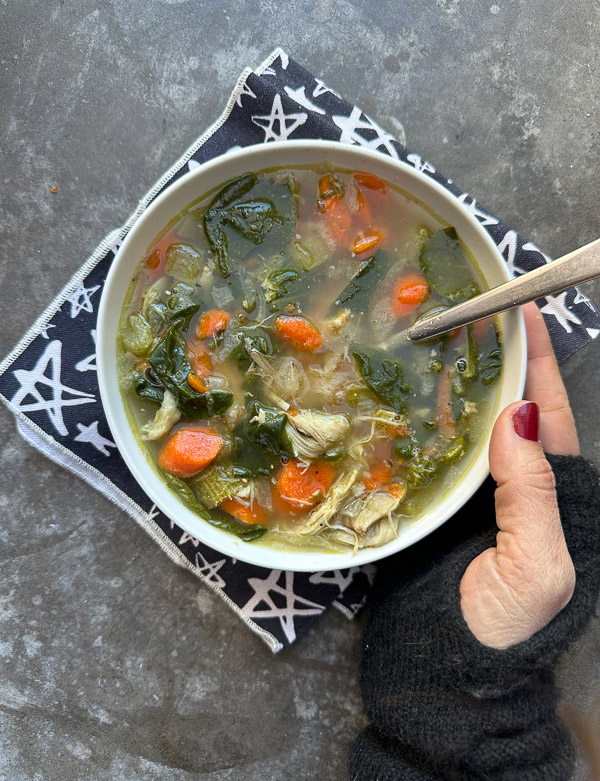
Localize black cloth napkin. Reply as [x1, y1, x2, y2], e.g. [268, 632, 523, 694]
[1, 48, 598, 652]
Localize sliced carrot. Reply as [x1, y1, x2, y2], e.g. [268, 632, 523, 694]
[391, 271, 429, 318]
[274, 315, 323, 352]
[196, 309, 231, 340]
[352, 230, 382, 255]
[388, 482, 406, 500]
[435, 369, 455, 438]
[317, 174, 343, 206]
[354, 172, 387, 192]
[143, 230, 180, 274]
[220, 497, 267, 526]
[363, 461, 393, 492]
[158, 426, 222, 478]
[186, 337, 213, 377]
[276, 460, 336, 510]
[187, 372, 208, 393]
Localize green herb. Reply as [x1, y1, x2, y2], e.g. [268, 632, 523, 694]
[352, 346, 411, 413]
[164, 473, 267, 542]
[263, 268, 300, 302]
[148, 322, 233, 417]
[391, 437, 419, 460]
[406, 455, 438, 487]
[419, 227, 480, 304]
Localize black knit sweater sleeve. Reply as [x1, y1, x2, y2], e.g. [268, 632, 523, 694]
[349, 455, 600, 781]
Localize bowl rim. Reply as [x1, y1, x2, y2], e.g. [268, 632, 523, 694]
[97, 139, 526, 572]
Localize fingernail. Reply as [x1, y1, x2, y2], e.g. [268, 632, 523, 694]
[513, 402, 539, 441]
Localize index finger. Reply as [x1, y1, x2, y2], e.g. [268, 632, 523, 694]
[522, 302, 579, 455]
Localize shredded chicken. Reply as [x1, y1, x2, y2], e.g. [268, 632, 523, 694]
[348, 491, 404, 535]
[285, 409, 350, 460]
[296, 467, 361, 536]
[140, 390, 181, 441]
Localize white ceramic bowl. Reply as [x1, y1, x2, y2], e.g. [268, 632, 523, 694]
[97, 140, 526, 571]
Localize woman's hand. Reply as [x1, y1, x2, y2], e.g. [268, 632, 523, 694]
[460, 303, 580, 649]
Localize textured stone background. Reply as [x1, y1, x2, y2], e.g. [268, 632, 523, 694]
[1, 2, 599, 779]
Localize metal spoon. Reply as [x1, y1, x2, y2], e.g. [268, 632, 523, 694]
[407, 236, 600, 342]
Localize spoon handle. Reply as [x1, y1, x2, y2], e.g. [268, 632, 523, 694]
[407, 236, 600, 342]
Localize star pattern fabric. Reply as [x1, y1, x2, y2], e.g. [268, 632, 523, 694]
[1, 48, 599, 652]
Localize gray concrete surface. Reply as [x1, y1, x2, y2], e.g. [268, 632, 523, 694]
[1, 1, 599, 779]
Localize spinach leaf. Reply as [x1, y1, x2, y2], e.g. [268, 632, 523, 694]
[133, 367, 165, 405]
[231, 401, 290, 477]
[352, 346, 411, 413]
[164, 473, 267, 542]
[203, 174, 297, 278]
[330, 251, 390, 316]
[166, 283, 200, 329]
[230, 324, 276, 372]
[419, 228, 480, 304]
[148, 322, 233, 418]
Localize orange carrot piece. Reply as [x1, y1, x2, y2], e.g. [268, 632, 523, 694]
[352, 231, 382, 255]
[220, 497, 267, 526]
[391, 271, 429, 318]
[187, 372, 208, 393]
[158, 426, 222, 478]
[435, 369, 455, 438]
[143, 230, 180, 273]
[354, 172, 387, 192]
[363, 461, 393, 492]
[186, 337, 213, 377]
[276, 460, 336, 510]
[196, 309, 231, 340]
[274, 315, 323, 352]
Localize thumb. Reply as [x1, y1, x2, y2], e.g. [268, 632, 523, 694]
[460, 401, 575, 649]
[488, 400, 575, 606]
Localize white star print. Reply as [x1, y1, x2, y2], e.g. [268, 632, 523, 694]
[313, 77, 341, 99]
[456, 195, 499, 228]
[188, 159, 201, 172]
[236, 82, 257, 107]
[284, 85, 326, 115]
[40, 323, 55, 340]
[332, 106, 399, 158]
[406, 153, 436, 175]
[241, 570, 324, 644]
[179, 531, 200, 547]
[540, 292, 582, 333]
[261, 66, 276, 77]
[309, 568, 361, 592]
[573, 289, 597, 311]
[147, 504, 160, 523]
[251, 94, 308, 142]
[11, 340, 95, 437]
[496, 229, 526, 277]
[66, 283, 100, 319]
[75, 329, 97, 373]
[194, 552, 226, 589]
[73, 420, 116, 456]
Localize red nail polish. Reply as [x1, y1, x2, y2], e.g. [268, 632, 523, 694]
[513, 402, 539, 441]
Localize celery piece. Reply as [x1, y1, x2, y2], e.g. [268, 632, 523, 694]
[192, 464, 248, 509]
[120, 313, 153, 357]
